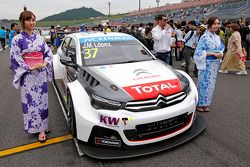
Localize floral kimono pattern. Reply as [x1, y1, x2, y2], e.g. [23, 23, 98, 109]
[10, 31, 53, 133]
[194, 31, 224, 107]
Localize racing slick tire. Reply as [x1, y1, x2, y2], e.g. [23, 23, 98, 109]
[67, 90, 77, 138]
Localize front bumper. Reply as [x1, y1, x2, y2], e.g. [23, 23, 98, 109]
[77, 114, 206, 159]
[75, 87, 198, 146]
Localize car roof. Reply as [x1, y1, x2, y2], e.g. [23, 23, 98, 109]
[71, 32, 132, 40]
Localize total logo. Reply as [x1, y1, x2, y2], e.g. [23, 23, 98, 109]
[131, 83, 177, 94]
[123, 79, 182, 100]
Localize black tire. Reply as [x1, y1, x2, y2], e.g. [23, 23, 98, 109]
[67, 90, 77, 138]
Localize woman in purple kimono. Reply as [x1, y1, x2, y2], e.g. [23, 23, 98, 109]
[10, 11, 53, 142]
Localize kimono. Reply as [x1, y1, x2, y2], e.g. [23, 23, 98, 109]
[220, 31, 245, 71]
[194, 31, 224, 107]
[10, 31, 53, 133]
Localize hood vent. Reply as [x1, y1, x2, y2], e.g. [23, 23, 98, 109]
[82, 70, 100, 88]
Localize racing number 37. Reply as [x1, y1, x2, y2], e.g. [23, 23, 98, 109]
[84, 48, 98, 59]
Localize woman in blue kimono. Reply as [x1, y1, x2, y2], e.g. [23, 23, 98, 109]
[194, 17, 225, 112]
[10, 11, 53, 142]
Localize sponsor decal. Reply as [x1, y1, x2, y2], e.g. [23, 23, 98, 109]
[133, 69, 161, 81]
[95, 137, 121, 147]
[99, 114, 120, 126]
[79, 36, 135, 44]
[122, 117, 133, 125]
[82, 42, 111, 49]
[134, 69, 152, 76]
[122, 79, 181, 100]
[122, 118, 128, 125]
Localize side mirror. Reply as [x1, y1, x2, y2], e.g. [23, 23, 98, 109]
[60, 55, 76, 68]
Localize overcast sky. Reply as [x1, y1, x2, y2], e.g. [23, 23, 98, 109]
[0, 0, 181, 20]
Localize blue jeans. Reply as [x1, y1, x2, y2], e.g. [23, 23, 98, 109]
[156, 52, 171, 65]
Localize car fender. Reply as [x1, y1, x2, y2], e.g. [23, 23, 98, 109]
[67, 80, 93, 142]
[53, 53, 66, 80]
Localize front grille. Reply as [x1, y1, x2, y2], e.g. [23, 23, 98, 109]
[125, 92, 186, 112]
[124, 112, 193, 141]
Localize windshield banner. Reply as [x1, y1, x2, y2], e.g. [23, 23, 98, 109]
[79, 36, 135, 44]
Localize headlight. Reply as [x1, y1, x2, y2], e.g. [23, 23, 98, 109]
[174, 70, 191, 94]
[91, 94, 122, 110]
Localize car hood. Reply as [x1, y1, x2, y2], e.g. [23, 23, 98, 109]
[88, 60, 182, 101]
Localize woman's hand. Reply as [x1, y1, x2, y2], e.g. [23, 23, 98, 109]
[29, 65, 37, 71]
[36, 61, 48, 69]
[214, 52, 223, 59]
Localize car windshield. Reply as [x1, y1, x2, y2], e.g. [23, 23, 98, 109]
[80, 36, 154, 66]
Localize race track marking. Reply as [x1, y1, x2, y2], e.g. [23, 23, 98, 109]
[0, 134, 73, 157]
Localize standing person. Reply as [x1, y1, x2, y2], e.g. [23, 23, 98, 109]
[246, 28, 250, 60]
[183, 25, 205, 76]
[49, 25, 56, 48]
[219, 23, 247, 75]
[152, 14, 171, 65]
[10, 11, 53, 142]
[119, 22, 129, 34]
[64, 25, 71, 32]
[55, 25, 63, 52]
[175, 24, 184, 61]
[0, 26, 6, 50]
[224, 21, 232, 52]
[144, 23, 154, 51]
[193, 17, 225, 112]
[8, 23, 19, 47]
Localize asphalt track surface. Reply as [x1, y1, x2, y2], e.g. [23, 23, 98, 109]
[0, 47, 250, 167]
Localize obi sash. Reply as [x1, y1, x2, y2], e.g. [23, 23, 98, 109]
[22, 52, 44, 67]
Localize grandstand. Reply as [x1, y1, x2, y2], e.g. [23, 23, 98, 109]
[119, 0, 250, 24]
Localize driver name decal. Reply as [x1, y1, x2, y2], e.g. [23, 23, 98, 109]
[82, 42, 111, 48]
[122, 79, 182, 100]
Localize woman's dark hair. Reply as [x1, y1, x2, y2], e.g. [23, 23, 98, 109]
[207, 16, 219, 29]
[19, 11, 36, 29]
[229, 23, 240, 31]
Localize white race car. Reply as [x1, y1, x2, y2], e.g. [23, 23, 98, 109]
[53, 32, 206, 159]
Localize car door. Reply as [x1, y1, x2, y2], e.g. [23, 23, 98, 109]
[54, 36, 77, 103]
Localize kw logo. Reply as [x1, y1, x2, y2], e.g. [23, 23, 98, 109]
[133, 69, 152, 77]
[99, 115, 120, 126]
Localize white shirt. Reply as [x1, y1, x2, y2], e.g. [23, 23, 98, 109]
[176, 29, 184, 41]
[152, 25, 171, 53]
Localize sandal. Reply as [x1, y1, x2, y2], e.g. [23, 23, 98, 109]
[196, 106, 205, 112]
[203, 107, 210, 112]
[38, 132, 47, 143]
